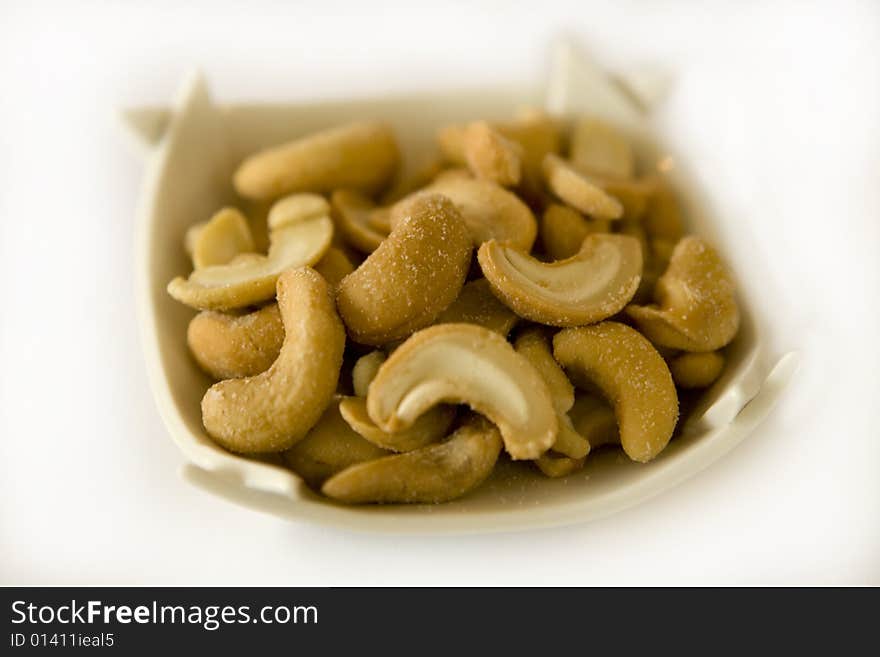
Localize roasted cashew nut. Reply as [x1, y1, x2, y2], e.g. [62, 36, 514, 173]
[330, 189, 389, 254]
[366, 323, 558, 460]
[321, 414, 503, 504]
[540, 204, 610, 261]
[568, 393, 619, 449]
[542, 153, 623, 220]
[283, 398, 389, 488]
[535, 453, 586, 478]
[553, 321, 678, 463]
[267, 193, 331, 230]
[394, 177, 537, 251]
[201, 268, 346, 453]
[477, 233, 643, 327]
[669, 351, 725, 388]
[167, 209, 333, 311]
[434, 278, 519, 337]
[185, 207, 255, 270]
[626, 236, 740, 351]
[313, 246, 355, 287]
[336, 194, 471, 346]
[351, 350, 386, 397]
[461, 121, 523, 186]
[338, 396, 455, 453]
[233, 121, 400, 201]
[187, 303, 283, 380]
[569, 117, 635, 179]
[643, 176, 684, 241]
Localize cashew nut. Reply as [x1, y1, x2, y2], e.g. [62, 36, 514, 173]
[233, 121, 399, 201]
[330, 189, 388, 254]
[514, 328, 590, 460]
[669, 351, 725, 389]
[283, 398, 389, 488]
[321, 414, 503, 504]
[626, 236, 740, 351]
[351, 350, 386, 397]
[201, 267, 346, 453]
[568, 393, 619, 449]
[185, 207, 255, 270]
[366, 323, 557, 460]
[461, 121, 523, 186]
[535, 453, 586, 478]
[553, 321, 678, 463]
[542, 153, 623, 220]
[643, 176, 684, 241]
[267, 193, 331, 230]
[477, 233, 643, 327]
[187, 303, 283, 380]
[434, 278, 519, 337]
[540, 203, 610, 261]
[313, 246, 355, 287]
[339, 396, 455, 453]
[167, 211, 333, 311]
[380, 156, 446, 205]
[394, 177, 537, 251]
[336, 194, 471, 346]
[569, 117, 635, 179]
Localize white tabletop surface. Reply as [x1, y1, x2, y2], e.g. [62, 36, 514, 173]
[1, 0, 878, 585]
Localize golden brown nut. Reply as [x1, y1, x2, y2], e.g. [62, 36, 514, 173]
[395, 177, 537, 250]
[461, 121, 523, 186]
[669, 351, 725, 388]
[434, 278, 519, 337]
[313, 246, 355, 287]
[167, 213, 333, 311]
[322, 415, 503, 504]
[187, 304, 283, 380]
[336, 194, 471, 346]
[186, 207, 255, 270]
[568, 393, 619, 449]
[267, 193, 331, 230]
[477, 234, 642, 327]
[351, 350, 386, 397]
[569, 117, 635, 179]
[233, 121, 399, 201]
[542, 153, 623, 220]
[338, 396, 455, 452]
[540, 204, 611, 261]
[643, 176, 684, 241]
[367, 323, 557, 460]
[535, 453, 586, 478]
[201, 268, 346, 453]
[587, 173, 656, 220]
[283, 398, 389, 488]
[330, 189, 389, 254]
[553, 321, 678, 463]
[380, 156, 446, 205]
[626, 236, 740, 352]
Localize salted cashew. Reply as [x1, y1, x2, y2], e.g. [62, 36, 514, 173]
[185, 207, 255, 270]
[267, 193, 330, 230]
[669, 351, 725, 389]
[330, 189, 389, 254]
[321, 414, 503, 504]
[553, 321, 678, 463]
[542, 153, 623, 220]
[352, 350, 386, 397]
[477, 233, 642, 327]
[313, 246, 355, 287]
[245, 200, 271, 253]
[568, 393, 619, 449]
[367, 323, 557, 460]
[167, 209, 333, 311]
[643, 176, 684, 241]
[540, 203, 610, 261]
[381, 156, 446, 205]
[336, 194, 471, 346]
[569, 117, 635, 179]
[587, 172, 656, 220]
[626, 236, 740, 351]
[187, 303, 283, 380]
[461, 121, 523, 186]
[514, 328, 590, 460]
[535, 453, 586, 478]
[393, 177, 537, 250]
[434, 278, 518, 337]
[201, 268, 345, 453]
[283, 398, 389, 488]
[339, 396, 455, 453]
[233, 121, 399, 201]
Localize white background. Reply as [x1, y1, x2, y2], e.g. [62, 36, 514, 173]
[1, 0, 878, 585]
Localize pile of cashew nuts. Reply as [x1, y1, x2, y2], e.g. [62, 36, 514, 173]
[167, 112, 740, 504]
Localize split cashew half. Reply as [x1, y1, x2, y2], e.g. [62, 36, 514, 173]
[540, 204, 610, 261]
[434, 278, 519, 337]
[626, 236, 740, 351]
[461, 121, 523, 186]
[201, 268, 346, 453]
[185, 207, 255, 270]
[542, 153, 623, 220]
[669, 351, 725, 388]
[167, 208, 333, 311]
[336, 194, 471, 346]
[553, 321, 678, 463]
[321, 414, 503, 504]
[351, 350, 386, 397]
[569, 117, 635, 180]
[233, 121, 399, 201]
[330, 189, 389, 254]
[339, 396, 455, 453]
[477, 233, 643, 327]
[366, 323, 557, 460]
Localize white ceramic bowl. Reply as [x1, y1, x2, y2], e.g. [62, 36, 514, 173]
[129, 43, 798, 534]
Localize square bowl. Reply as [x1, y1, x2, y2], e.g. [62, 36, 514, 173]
[129, 43, 798, 534]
